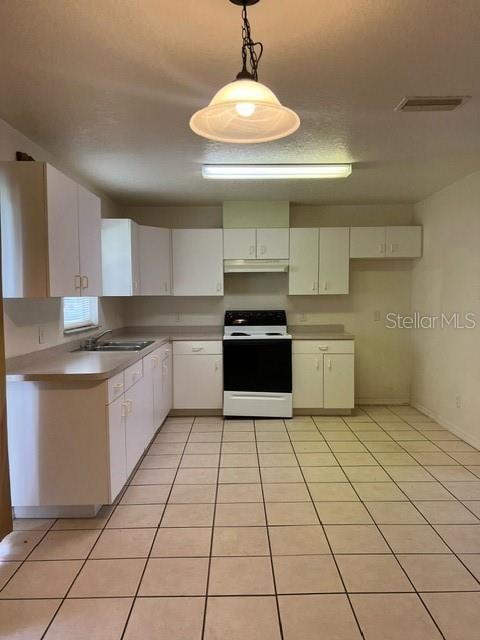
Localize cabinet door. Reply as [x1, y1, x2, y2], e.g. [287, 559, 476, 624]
[292, 354, 323, 408]
[318, 228, 350, 294]
[107, 396, 127, 502]
[288, 228, 319, 295]
[323, 354, 354, 409]
[161, 348, 173, 421]
[173, 354, 223, 409]
[78, 185, 103, 296]
[101, 219, 137, 296]
[256, 228, 289, 259]
[125, 375, 153, 476]
[349, 227, 386, 258]
[139, 226, 171, 295]
[46, 164, 80, 296]
[172, 229, 223, 296]
[386, 226, 422, 258]
[223, 228, 256, 259]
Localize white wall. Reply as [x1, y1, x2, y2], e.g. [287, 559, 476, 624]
[411, 171, 480, 447]
[0, 118, 124, 358]
[120, 204, 415, 404]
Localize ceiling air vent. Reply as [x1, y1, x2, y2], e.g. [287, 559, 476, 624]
[395, 96, 470, 112]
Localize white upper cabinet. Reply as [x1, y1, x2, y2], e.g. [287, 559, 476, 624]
[172, 229, 223, 296]
[223, 228, 256, 259]
[101, 219, 140, 296]
[289, 228, 319, 295]
[386, 226, 422, 257]
[350, 226, 422, 258]
[45, 164, 80, 297]
[256, 228, 289, 259]
[350, 227, 387, 258]
[139, 226, 171, 295]
[318, 228, 350, 295]
[0, 162, 103, 298]
[289, 227, 349, 295]
[77, 185, 102, 296]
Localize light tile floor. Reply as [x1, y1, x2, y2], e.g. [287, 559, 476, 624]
[1, 405, 480, 639]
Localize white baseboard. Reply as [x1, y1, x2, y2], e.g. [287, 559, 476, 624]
[357, 397, 410, 406]
[411, 401, 480, 450]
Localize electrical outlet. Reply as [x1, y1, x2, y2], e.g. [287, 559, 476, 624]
[38, 326, 45, 344]
[373, 310, 381, 322]
[456, 395, 462, 409]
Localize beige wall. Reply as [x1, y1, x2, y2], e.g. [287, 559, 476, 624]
[0, 118, 124, 358]
[120, 204, 415, 404]
[411, 171, 480, 447]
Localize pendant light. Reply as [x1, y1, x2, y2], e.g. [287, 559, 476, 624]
[190, 0, 300, 144]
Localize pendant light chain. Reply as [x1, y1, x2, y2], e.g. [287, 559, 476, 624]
[237, 2, 263, 81]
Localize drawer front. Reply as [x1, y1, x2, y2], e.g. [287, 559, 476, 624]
[107, 371, 125, 404]
[292, 340, 354, 355]
[124, 360, 144, 390]
[173, 340, 223, 356]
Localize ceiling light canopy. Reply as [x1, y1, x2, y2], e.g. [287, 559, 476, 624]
[190, 0, 300, 144]
[202, 164, 353, 180]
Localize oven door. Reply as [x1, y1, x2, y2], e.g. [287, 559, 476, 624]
[223, 338, 292, 393]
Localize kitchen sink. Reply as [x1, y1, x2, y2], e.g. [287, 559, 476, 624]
[75, 340, 155, 352]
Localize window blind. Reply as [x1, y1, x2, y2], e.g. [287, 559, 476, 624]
[63, 297, 98, 330]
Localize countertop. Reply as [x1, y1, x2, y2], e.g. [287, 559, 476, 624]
[6, 325, 354, 382]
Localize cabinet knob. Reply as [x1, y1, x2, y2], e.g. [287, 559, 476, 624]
[312, 282, 316, 291]
[314, 357, 319, 370]
[113, 383, 124, 390]
[214, 360, 219, 372]
[81, 275, 89, 290]
[327, 359, 332, 371]
[249, 245, 255, 256]
[323, 280, 328, 291]
[318, 345, 328, 351]
[75, 275, 82, 290]
[260, 245, 266, 255]
[192, 347, 203, 352]
[121, 402, 128, 418]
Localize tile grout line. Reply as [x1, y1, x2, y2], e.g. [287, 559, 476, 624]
[284, 415, 367, 640]
[200, 416, 225, 640]
[254, 418, 286, 640]
[117, 417, 195, 640]
[361, 412, 480, 588]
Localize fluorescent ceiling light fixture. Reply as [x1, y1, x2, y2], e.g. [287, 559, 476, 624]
[202, 164, 352, 180]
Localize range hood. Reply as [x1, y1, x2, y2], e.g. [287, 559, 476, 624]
[224, 259, 289, 273]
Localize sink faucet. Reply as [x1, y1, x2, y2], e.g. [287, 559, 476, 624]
[83, 329, 112, 350]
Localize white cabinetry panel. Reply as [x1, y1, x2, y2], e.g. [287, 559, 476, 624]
[350, 227, 386, 258]
[256, 228, 289, 259]
[172, 229, 223, 296]
[323, 354, 355, 409]
[139, 226, 171, 295]
[289, 228, 319, 295]
[223, 228, 256, 259]
[107, 396, 127, 502]
[386, 226, 422, 257]
[78, 185, 102, 296]
[292, 353, 324, 408]
[318, 228, 350, 295]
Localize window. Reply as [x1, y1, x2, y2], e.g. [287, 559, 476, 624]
[63, 297, 99, 332]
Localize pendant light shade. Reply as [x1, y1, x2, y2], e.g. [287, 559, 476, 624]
[190, 79, 300, 144]
[190, 1, 300, 144]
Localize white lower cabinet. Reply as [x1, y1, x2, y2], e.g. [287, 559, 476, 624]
[107, 395, 128, 502]
[292, 353, 323, 408]
[7, 343, 172, 516]
[323, 354, 355, 409]
[146, 345, 173, 434]
[173, 341, 223, 409]
[124, 367, 153, 477]
[292, 341, 355, 409]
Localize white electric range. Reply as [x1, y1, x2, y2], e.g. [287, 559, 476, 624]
[223, 310, 293, 418]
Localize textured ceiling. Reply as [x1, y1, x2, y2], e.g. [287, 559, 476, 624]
[1, 0, 480, 205]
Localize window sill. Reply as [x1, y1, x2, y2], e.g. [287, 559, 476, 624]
[64, 324, 100, 337]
